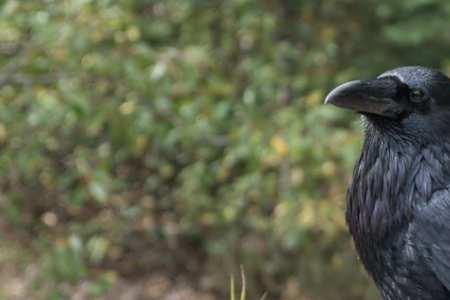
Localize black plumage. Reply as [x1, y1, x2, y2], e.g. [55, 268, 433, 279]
[326, 66, 450, 299]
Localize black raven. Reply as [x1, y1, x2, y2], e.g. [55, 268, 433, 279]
[325, 66, 450, 300]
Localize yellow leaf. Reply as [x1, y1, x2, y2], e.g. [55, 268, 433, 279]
[126, 26, 141, 42]
[305, 90, 323, 108]
[119, 100, 136, 115]
[271, 136, 289, 157]
[321, 161, 337, 177]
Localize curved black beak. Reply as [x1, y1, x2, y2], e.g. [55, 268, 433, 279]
[325, 77, 405, 118]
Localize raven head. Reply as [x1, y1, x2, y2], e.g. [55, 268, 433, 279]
[325, 66, 450, 141]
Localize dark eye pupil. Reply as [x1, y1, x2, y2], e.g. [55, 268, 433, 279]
[410, 89, 425, 102]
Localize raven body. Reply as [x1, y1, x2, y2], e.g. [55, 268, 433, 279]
[326, 67, 450, 299]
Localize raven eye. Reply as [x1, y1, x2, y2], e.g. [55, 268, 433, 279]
[409, 89, 426, 103]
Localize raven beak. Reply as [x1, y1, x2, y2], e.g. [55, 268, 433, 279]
[325, 78, 404, 118]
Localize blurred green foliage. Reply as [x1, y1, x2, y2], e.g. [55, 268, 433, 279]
[2, 0, 450, 299]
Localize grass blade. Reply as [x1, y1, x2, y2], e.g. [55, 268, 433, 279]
[230, 273, 235, 300]
[240, 265, 246, 300]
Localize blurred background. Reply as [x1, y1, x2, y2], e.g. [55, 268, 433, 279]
[2, 0, 450, 299]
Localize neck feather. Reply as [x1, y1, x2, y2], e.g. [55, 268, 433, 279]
[347, 125, 450, 273]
